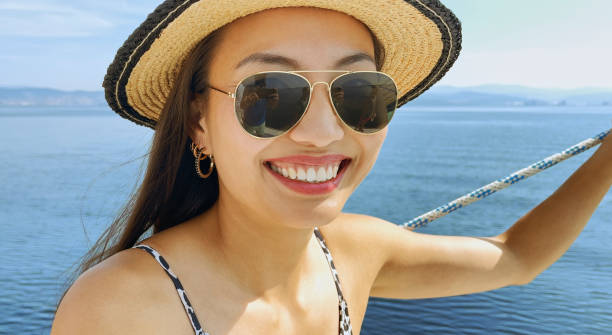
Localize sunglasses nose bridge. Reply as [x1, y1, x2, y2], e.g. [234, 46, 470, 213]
[310, 81, 331, 92]
[308, 81, 336, 113]
[288, 80, 344, 145]
[309, 81, 334, 105]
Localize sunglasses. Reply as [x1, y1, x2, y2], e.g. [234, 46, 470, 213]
[206, 70, 398, 138]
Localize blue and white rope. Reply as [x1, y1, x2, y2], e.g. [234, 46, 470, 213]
[403, 129, 611, 230]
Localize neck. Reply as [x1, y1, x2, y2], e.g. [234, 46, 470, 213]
[202, 196, 319, 300]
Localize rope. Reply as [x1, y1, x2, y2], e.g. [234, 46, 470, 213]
[403, 129, 611, 230]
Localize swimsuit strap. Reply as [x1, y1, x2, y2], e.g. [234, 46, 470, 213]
[313, 227, 354, 335]
[133, 245, 209, 335]
[134, 228, 353, 335]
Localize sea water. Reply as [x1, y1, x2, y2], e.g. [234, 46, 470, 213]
[0, 106, 611, 334]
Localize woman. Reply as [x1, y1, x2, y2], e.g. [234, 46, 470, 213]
[51, 1, 612, 334]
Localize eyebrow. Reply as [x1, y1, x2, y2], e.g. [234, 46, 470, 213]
[234, 52, 376, 70]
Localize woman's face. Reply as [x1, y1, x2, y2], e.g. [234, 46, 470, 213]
[196, 7, 388, 228]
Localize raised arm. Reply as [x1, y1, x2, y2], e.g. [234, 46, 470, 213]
[498, 132, 612, 281]
[364, 131, 612, 299]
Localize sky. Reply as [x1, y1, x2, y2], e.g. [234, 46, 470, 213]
[1, 0, 611, 91]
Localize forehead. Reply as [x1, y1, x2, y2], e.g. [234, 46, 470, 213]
[210, 7, 377, 73]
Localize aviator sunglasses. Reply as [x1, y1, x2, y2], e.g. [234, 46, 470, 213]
[206, 70, 398, 138]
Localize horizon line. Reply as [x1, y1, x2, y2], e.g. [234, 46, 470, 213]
[1, 83, 612, 92]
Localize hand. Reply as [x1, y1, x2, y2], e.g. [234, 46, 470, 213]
[240, 92, 259, 109]
[598, 126, 612, 154]
[592, 127, 612, 181]
[267, 89, 279, 109]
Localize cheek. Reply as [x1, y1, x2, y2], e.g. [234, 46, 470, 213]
[363, 129, 387, 165]
[207, 99, 268, 185]
[352, 130, 387, 181]
[206, 95, 245, 155]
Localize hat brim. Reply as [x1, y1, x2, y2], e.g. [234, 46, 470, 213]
[103, 0, 461, 128]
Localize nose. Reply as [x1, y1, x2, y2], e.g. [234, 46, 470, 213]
[288, 81, 344, 146]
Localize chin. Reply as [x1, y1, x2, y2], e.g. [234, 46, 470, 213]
[279, 198, 346, 229]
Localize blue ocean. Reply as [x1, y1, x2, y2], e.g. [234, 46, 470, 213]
[1, 106, 611, 334]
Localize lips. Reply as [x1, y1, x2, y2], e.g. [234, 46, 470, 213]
[264, 155, 352, 195]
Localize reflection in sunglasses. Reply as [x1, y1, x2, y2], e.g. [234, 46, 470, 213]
[227, 71, 397, 138]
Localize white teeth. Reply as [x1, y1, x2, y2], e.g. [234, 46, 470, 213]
[316, 167, 327, 182]
[297, 167, 306, 181]
[269, 161, 346, 183]
[306, 168, 316, 182]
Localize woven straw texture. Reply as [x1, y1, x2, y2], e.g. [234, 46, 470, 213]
[103, 0, 462, 128]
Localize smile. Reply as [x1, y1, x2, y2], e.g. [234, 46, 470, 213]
[269, 162, 340, 183]
[264, 155, 352, 194]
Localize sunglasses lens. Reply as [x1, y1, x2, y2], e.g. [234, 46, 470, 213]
[235, 72, 310, 138]
[330, 72, 397, 133]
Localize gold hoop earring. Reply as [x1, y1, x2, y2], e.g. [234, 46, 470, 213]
[191, 143, 214, 179]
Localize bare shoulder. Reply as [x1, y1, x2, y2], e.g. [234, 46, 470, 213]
[51, 247, 171, 334]
[322, 212, 406, 235]
[322, 213, 526, 300]
[318, 213, 410, 283]
[320, 212, 412, 257]
[315, 213, 414, 323]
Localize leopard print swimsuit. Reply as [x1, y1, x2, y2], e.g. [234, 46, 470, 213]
[133, 227, 353, 335]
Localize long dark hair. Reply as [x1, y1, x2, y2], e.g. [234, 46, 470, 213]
[63, 24, 385, 300]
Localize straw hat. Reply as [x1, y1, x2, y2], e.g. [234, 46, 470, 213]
[103, 0, 462, 128]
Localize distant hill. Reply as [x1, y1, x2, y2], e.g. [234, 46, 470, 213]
[1, 85, 611, 108]
[410, 89, 549, 107]
[410, 84, 612, 107]
[0, 87, 105, 107]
